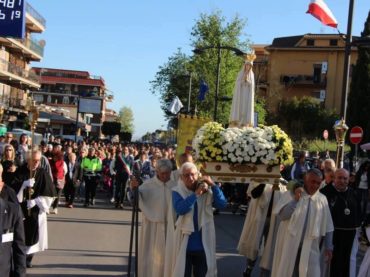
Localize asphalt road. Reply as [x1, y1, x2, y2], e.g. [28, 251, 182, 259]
[26, 195, 247, 277]
[25, 193, 368, 277]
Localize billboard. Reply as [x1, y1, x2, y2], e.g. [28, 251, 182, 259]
[78, 98, 102, 114]
[0, 0, 25, 38]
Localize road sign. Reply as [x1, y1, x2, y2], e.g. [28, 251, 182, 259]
[0, 0, 25, 38]
[323, 129, 329, 140]
[349, 126, 363, 144]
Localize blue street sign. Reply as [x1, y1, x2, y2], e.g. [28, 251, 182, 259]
[0, 0, 25, 38]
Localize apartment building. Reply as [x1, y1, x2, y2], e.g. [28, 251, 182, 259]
[0, 2, 46, 127]
[265, 33, 359, 113]
[31, 67, 113, 138]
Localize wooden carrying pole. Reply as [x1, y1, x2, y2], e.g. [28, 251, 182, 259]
[27, 100, 39, 216]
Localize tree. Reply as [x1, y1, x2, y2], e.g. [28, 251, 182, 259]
[150, 49, 191, 121]
[151, 11, 251, 125]
[101, 121, 121, 137]
[274, 96, 338, 140]
[347, 11, 370, 143]
[117, 106, 134, 134]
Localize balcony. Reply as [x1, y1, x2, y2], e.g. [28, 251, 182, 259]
[0, 58, 40, 89]
[0, 37, 45, 61]
[280, 74, 327, 88]
[26, 3, 46, 33]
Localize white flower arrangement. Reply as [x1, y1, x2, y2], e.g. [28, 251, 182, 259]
[193, 122, 293, 166]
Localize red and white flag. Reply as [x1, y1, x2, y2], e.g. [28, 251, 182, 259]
[307, 0, 338, 28]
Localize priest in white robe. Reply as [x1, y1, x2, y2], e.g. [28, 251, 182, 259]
[165, 162, 226, 277]
[237, 181, 286, 276]
[271, 169, 334, 277]
[132, 159, 176, 277]
[229, 54, 256, 128]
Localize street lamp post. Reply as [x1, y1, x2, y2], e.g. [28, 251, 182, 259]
[193, 45, 244, 121]
[337, 0, 370, 168]
[340, 0, 355, 120]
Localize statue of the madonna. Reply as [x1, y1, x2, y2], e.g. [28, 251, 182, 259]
[229, 53, 256, 127]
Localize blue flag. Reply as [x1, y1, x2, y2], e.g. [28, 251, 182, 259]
[198, 80, 209, 101]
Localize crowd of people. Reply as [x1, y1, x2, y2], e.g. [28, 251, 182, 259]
[0, 131, 369, 277]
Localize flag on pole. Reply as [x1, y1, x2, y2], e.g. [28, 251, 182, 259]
[306, 0, 338, 28]
[198, 80, 209, 101]
[168, 96, 184, 114]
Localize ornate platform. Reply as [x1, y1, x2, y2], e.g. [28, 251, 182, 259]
[201, 162, 281, 184]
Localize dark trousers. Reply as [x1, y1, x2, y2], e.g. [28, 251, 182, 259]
[114, 174, 129, 204]
[184, 251, 207, 277]
[52, 187, 63, 209]
[358, 188, 369, 220]
[331, 229, 356, 277]
[84, 176, 98, 203]
[64, 180, 77, 205]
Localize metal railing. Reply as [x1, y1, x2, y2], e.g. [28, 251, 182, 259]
[26, 2, 46, 28]
[280, 74, 327, 86]
[13, 37, 44, 57]
[0, 58, 40, 84]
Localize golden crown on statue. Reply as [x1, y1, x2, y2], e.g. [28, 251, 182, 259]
[243, 51, 257, 64]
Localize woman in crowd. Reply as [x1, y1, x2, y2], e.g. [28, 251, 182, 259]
[1, 144, 20, 186]
[18, 134, 29, 165]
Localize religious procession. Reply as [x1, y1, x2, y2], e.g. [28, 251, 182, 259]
[0, 49, 369, 277]
[1, 0, 370, 277]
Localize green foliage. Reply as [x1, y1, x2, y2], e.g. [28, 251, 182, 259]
[150, 49, 191, 120]
[101, 121, 121, 136]
[150, 11, 251, 124]
[255, 98, 266, 125]
[347, 11, 370, 144]
[117, 106, 134, 134]
[293, 139, 350, 153]
[273, 96, 338, 140]
[141, 132, 152, 142]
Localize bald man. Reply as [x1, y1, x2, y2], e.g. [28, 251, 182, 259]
[320, 168, 362, 277]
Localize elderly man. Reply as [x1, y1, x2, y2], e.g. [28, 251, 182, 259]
[271, 168, 334, 277]
[167, 162, 227, 277]
[320, 168, 361, 277]
[131, 158, 176, 277]
[0, 170, 26, 277]
[14, 149, 56, 268]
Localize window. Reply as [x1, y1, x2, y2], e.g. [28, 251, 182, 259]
[34, 95, 44, 102]
[307, 39, 315, 46]
[313, 64, 322, 83]
[62, 96, 69, 104]
[329, 39, 338, 46]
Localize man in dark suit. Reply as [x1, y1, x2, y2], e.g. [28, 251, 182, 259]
[0, 178, 26, 277]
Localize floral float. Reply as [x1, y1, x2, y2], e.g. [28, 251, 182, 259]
[192, 122, 293, 184]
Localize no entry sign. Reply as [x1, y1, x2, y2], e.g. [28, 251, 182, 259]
[349, 126, 363, 145]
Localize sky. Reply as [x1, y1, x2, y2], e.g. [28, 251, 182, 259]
[27, 0, 369, 138]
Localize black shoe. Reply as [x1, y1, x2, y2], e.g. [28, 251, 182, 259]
[90, 199, 95, 206]
[243, 266, 253, 277]
[26, 261, 33, 268]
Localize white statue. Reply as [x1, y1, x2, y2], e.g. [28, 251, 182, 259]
[229, 53, 256, 127]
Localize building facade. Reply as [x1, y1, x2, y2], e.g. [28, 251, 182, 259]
[30, 67, 113, 138]
[0, 2, 46, 127]
[265, 34, 359, 113]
